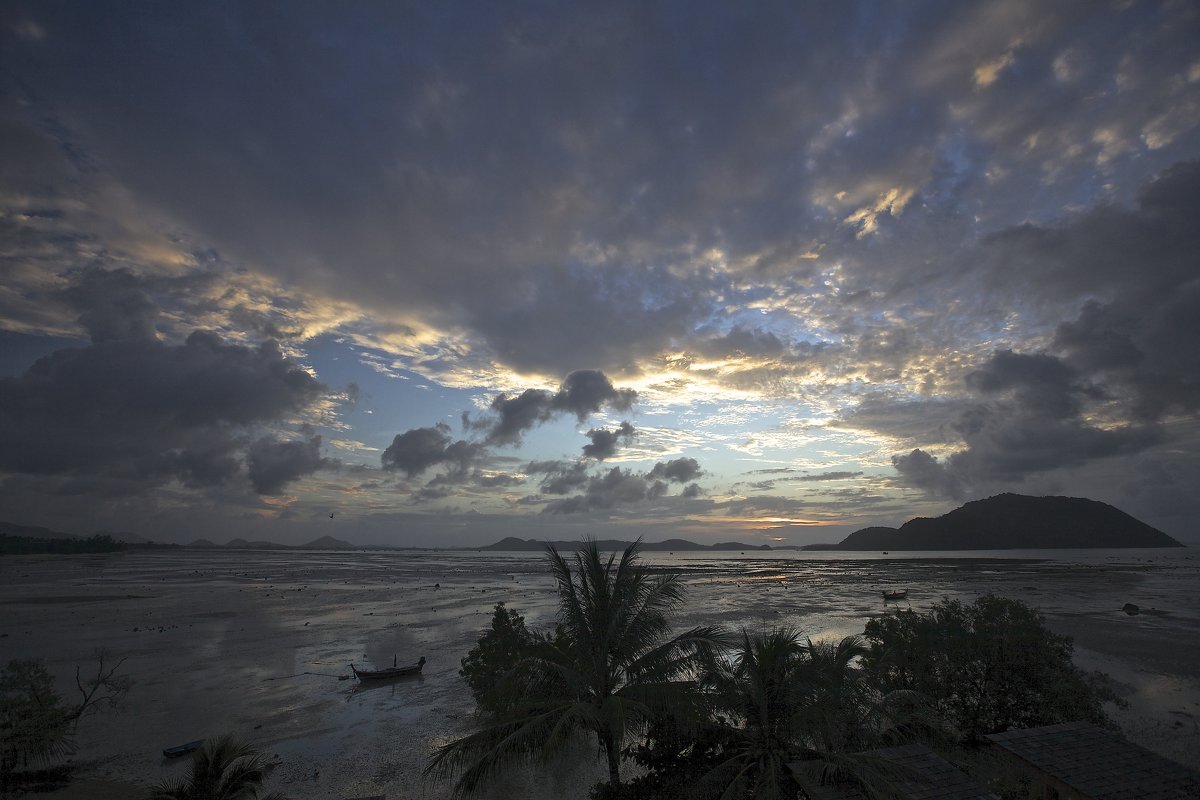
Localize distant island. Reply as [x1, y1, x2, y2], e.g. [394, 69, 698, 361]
[4, 494, 1183, 554]
[804, 493, 1183, 550]
[0, 521, 360, 552]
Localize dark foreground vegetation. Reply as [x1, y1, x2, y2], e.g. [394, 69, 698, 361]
[148, 734, 284, 800]
[0, 652, 128, 794]
[428, 541, 1123, 799]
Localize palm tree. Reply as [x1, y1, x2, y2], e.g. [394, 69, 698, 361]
[149, 734, 284, 800]
[426, 540, 728, 795]
[700, 627, 807, 800]
[703, 630, 929, 800]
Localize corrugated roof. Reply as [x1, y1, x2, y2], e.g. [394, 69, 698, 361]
[793, 743, 999, 800]
[986, 721, 1200, 800]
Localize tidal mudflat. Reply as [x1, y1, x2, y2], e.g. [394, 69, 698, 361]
[2, 548, 1197, 799]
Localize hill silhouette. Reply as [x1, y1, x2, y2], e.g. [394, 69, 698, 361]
[831, 494, 1181, 550]
[299, 535, 356, 550]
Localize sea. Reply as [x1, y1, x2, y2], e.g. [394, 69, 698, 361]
[1, 546, 1196, 798]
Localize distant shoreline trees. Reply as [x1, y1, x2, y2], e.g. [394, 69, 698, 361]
[0, 534, 126, 555]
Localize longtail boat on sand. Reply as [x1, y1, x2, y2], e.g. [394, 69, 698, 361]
[163, 739, 205, 758]
[350, 655, 426, 681]
[882, 590, 907, 601]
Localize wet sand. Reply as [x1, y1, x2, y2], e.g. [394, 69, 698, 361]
[1, 548, 1196, 798]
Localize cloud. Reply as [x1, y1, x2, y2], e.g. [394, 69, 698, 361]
[884, 346, 1164, 496]
[525, 459, 590, 495]
[480, 369, 636, 446]
[737, 470, 865, 491]
[979, 161, 1200, 420]
[484, 389, 555, 446]
[542, 467, 655, 514]
[3, 4, 1200, 540]
[530, 455, 706, 513]
[891, 449, 965, 500]
[0, 331, 325, 492]
[60, 268, 160, 343]
[380, 423, 484, 479]
[247, 434, 333, 494]
[582, 421, 635, 459]
[965, 349, 1088, 420]
[476, 472, 524, 488]
[648, 457, 702, 483]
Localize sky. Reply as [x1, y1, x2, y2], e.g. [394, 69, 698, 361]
[1, 1, 1198, 547]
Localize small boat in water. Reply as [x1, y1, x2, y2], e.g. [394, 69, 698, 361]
[881, 590, 907, 601]
[163, 739, 205, 758]
[350, 655, 426, 681]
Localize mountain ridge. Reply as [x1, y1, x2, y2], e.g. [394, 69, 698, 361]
[823, 493, 1182, 550]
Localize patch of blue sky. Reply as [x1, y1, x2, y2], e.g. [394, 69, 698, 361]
[304, 335, 478, 454]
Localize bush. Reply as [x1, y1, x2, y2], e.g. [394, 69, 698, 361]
[1, 652, 128, 787]
[861, 595, 1123, 743]
[0, 660, 74, 777]
[459, 603, 536, 716]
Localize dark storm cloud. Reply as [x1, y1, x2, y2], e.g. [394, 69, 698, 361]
[965, 349, 1090, 420]
[692, 326, 789, 360]
[886, 347, 1164, 497]
[980, 161, 1200, 420]
[60, 268, 159, 342]
[891, 449, 965, 500]
[474, 266, 709, 375]
[380, 423, 484, 479]
[834, 395, 972, 446]
[2, 2, 1200, 539]
[525, 459, 590, 496]
[13, 2, 1194, 378]
[582, 421, 635, 459]
[483, 390, 555, 446]
[830, 161, 1200, 506]
[529, 456, 705, 513]
[648, 457, 702, 484]
[542, 467, 655, 515]
[0, 331, 325, 492]
[479, 370, 636, 446]
[555, 369, 636, 419]
[247, 434, 332, 495]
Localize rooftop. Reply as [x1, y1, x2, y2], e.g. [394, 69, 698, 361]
[792, 743, 999, 800]
[986, 721, 1200, 800]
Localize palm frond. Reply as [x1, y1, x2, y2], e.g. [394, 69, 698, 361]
[424, 699, 584, 795]
[147, 778, 191, 800]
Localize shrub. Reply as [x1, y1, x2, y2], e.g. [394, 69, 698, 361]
[459, 603, 536, 716]
[862, 595, 1123, 743]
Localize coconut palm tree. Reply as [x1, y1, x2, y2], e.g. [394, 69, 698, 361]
[426, 540, 728, 796]
[149, 734, 284, 800]
[702, 630, 930, 800]
[699, 627, 807, 800]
